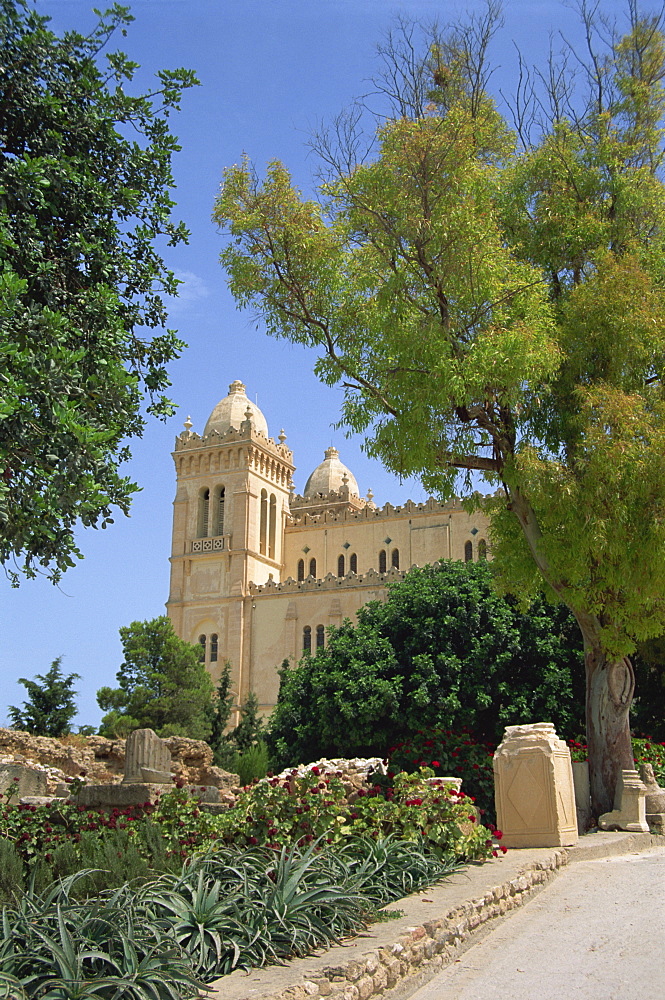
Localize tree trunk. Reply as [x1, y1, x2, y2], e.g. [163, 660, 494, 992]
[584, 641, 635, 817]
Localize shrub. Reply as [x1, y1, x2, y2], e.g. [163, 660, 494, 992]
[267, 562, 586, 770]
[233, 740, 270, 786]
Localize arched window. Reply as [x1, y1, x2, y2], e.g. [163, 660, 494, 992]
[309, 557, 317, 578]
[297, 559, 305, 581]
[337, 554, 345, 577]
[198, 489, 210, 538]
[303, 626, 312, 653]
[210, 634, 218, 662]
[198, 634, 206, 662]
[391, 548, 400, 569]
[478, 538, 487, 560]
[214, 487, 225, 535]
[464, 540, 473, 563]
[269, 494, 276, 559]
[350, 553, 357, 574]
[379, 549, 387, 573]
[316, 624, 325, 649]
[260, 489, 267, 555]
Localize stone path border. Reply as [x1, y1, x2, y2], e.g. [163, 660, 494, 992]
[204, 831, 665, 1000]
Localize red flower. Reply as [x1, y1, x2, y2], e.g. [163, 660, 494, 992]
[500, 844, 508, 854]
[494, 829, 503, 839]
[431, 760, 440, 768]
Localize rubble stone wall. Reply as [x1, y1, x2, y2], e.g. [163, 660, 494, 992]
[0, 729, 230, 793]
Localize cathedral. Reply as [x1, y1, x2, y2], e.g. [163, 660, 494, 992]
[166, 380, 490, 713]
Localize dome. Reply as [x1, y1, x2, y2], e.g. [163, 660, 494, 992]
[203, 380, 269, 438]
[303, 447, 360, 497]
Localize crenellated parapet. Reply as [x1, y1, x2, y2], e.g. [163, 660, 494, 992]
[287, 495, 466, 528]
[249, 565, 409, 595]
[173, 419, 294, 486]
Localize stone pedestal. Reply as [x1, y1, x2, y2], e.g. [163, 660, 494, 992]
[572, 760, 592, 833]
[77, 783, 169, 809]
[493, 722, 578, 848]
[598, 769, 649, 833]
[123, 729, 172, 784]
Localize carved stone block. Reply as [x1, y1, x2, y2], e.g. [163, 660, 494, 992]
[493, 722, 578, 848]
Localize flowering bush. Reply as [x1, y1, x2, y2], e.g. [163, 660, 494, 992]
[387, 727, 497, 821]
[214, 767, 494, 861]
[567, 737, 665, 783]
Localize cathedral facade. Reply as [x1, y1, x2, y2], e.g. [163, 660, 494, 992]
[166, 381, 490, 713]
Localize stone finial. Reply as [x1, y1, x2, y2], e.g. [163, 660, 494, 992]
[598, 769, 649, 833]
[123, 729, 172, 785]
[228, 379, 246, 394]
[244, 404, 253, 425]
[183, 415, 193, 435]
[638, 762, 665, 833]
[278, 428, 287, 444]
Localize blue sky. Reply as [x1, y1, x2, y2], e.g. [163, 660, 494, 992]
[1, 0, 633, 727]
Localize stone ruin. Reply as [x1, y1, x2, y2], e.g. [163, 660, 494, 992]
[598, 768, 650, 833]
[76, 729, 229, 810]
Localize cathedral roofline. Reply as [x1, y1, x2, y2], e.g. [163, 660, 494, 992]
[249, 564, 408, 595]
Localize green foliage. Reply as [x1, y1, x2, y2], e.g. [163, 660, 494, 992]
[233, 740, 269, 786]
[0, 837, 23, 906]
[8, 657, 79, 736]
[209, 661, 234, 767]
[0, 836, 458, 992]
[0, 0, 198, 584]
[632, 640, 665, 740]
[267, 561, 585, 768]
[96, 617, 214, 740]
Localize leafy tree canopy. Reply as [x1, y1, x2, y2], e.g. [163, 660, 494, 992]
[97, 617, 214, 740]
[8, 657, 79, 736]
[0, 1, 198, 584]
[267, 561, 586, 769]
[216, 3, 665, 813]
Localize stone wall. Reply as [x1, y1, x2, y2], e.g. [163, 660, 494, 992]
[0, 729, 232, 794]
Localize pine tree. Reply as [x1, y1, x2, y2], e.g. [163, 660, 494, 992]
[9, 658, 79, 736]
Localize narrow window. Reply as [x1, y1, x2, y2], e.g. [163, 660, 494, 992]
[309, 557, 317, 578]
[349, 553, 357, 573]
[478, 539, 487, 560]
[215, 487, 225, 535]
[303, 626, 312, 653]
[316, 624, 325, 649]
[379, 549, 387, 573]
[260, 489, 267, 555]
[464, 540, 473, 563]
[391, 548, 400, 569]
[210, 634, 218, 662]
[297, 559, 305, 581]
[198, 634, 206, 662]
[198, 489, 210, 538]
[269, 494, 276, 559]
[338, 554, 345, 577]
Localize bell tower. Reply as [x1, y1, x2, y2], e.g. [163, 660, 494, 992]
[166, 380, 294, 701]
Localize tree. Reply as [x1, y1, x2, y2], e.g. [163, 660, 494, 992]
[0, 1, 198, 584]
[215, 5, 665, 815]
[8, 657, 79, 736]
[267, 561, 585, 769]
[96, 617, 214, 740]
